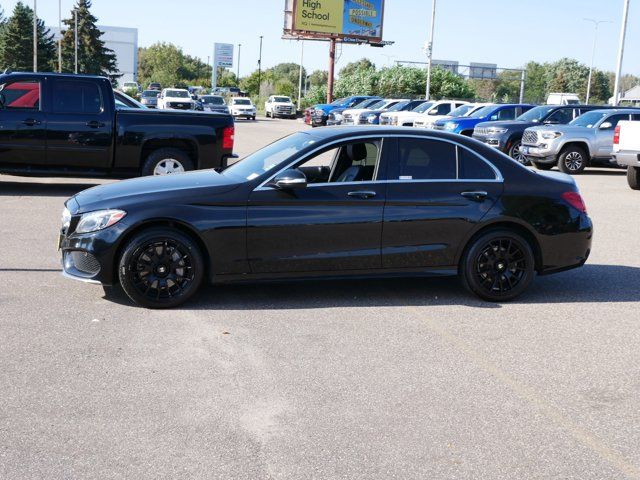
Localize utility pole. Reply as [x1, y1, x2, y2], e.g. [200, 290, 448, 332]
[425, 0, 436, 100]
[613, 0, 630, 105]
[297, 41, 304, 109]
[58, 0, 62, 72]
[327, 38, 336, 103]
[237, 44, 241, 80]
[74, 9, 78, 74]
[519, 70, 526, 103]
[33, 0, 37, 72]
[584, 18, 611, 104]
[257, 36, 263, 97]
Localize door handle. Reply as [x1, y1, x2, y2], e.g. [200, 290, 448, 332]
[348, 190, 377, 199]
[461, 191, 488, 201]
[86, 121, 105, 128]
[22, 118, 41, 126]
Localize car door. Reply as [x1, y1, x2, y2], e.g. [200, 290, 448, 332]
[0, 77, 47, 166]
[45, 78, 113, 169]
[595, 114, 630, 157]
[381, 137, 503, 269]
[247, 138, 388, 274]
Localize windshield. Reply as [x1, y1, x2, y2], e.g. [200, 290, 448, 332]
[202, 96, 224, 104]
[387, 101, 410, 112]
[412, 102, 434, 113]
[468, 105, 496, 118]
[233, 99, 252, 105]
[365, 100, 386, 110]
[330, 97, 347, 106]
[223, 132, 319, 181]
[516, 105, 557, 122]
[142, 90, 159, 98]
[446, 104, 472, 117]
[274, 96, 291, 103]
[166, 90, 189, 98]
[570, 111, 608, 128]
[352, 98, 377, 109]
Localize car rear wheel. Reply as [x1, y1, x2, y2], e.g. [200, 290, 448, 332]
[558, 146, 587, 174]
[461, 229, 535, 302]
[627, 166, 640, 190]
[508, 140, 529, 165]
[532, 161, 553, 171]
[142, 148, 194, 176]
[118, 228, 204, 309]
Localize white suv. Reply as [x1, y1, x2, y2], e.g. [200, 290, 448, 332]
[157, 88, 195, 110]
[265, 95, 296, 119]
[383, 100, 468, 127]
[230, 97, 257, 120]
[414, 103, 490, 129]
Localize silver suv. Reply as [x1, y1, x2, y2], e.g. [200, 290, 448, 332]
[520, 109, 640, 174]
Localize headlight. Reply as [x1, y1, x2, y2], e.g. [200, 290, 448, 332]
[333, 113, 343, 121]
[444, 122, 458, 131]
[76, 209, 126, 234]
[390, 117, 398, 125]
[541, 131, 562, 139]
[488, 127, 508, 134]
[367, 114, 377, 123]
[61, 207, 71, 230]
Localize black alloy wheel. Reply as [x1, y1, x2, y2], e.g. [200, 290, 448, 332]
[508, 140, 529, 165]
[118, 228, 204, 308]
[461, 230, 535, 302]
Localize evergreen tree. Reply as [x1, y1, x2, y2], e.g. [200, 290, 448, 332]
[0, 2, 56, 72]
[60, 0, 118, 80]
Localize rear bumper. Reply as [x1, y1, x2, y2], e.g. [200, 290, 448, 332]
[611, 151, 640, 167]
[538, 213, 593, 275]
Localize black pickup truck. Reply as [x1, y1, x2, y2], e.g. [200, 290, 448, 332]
[0, 72, 235, 177]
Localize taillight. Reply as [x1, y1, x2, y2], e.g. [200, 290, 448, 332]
[613, 125, 620, 145]
[562, 191, 587, 213]
[222, 125, 234, 150]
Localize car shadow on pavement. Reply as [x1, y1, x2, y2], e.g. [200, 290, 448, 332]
[101, 264, 640, 310]
[0, 180, 101, 197]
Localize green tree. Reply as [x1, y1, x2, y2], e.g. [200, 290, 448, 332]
[216, 68, 237, 88]
[138, 43, 184, 88]
[522, 61, 547, 104]
[334, 64, 378, 97]
[0, 2, 56, 72]
[308, 69, 328, 88]
[60, 0, 118, 80]
[339, 58, 375, 77]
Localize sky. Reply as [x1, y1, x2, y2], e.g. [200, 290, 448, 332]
[2, 0, 639, 76]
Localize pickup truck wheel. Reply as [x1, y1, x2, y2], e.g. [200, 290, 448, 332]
[532, 161, 553, 171]
[628, 166, 640, 190]
[508, 141, 529, 165]
[142, 148, 194, 176]
[118, 228, 204, 309]
[265, 111, 270, 118]
[558, 147, 587, 174]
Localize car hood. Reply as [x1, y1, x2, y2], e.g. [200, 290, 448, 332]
[438, 116, 479, 126]
[164, 97, 193, 102]
[527, 124, 591, 134]
[313, 103, 338, 113]
[68, 170, 241, 214]
[476, 120, 531, 129]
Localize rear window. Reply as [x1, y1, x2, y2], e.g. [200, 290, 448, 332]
[52, 80, 102, 114]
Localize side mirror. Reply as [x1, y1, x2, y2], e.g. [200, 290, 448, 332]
[272, 169, 307, 189]
[599, 121, 613, 130]
[544, 119, 559, 124]
[428, 110, 438, 115]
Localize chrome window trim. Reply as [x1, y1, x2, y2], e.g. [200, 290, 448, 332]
[254, 134, 503, 192]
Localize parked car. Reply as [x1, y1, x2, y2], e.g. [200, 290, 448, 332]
[521, 108, 640, 174]
[197, 95, 230, 114]
[413, 103, 490, 129]
[121, 81, 141, 93]
[473, 104, 615, 165]
[326, 98, 383, 126]
[0, 72, 235, 178]
[229, 97, 257, 120]
[307, 95, 379, 126]
[157, 88, 195, 110]
[366, 99, 425, 125]
[148, 82, 162, 91]
[547, 93, 580, 105]
[59, 126, 592, 308]
[140, 89, 160, 108]
[265, 95, 297, 118]
[612, 120, 640, 189]
[434, 104, 535, 136]
[341, 99, 404, 125]
[383, 100, 468, 127]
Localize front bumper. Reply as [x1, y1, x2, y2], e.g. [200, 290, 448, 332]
[611, 151, 640, 167]
[472, 134, 508, 152]
[519, 143, 560, 162]
[311, 115, 327, 126]
[232, 110, 256, 118]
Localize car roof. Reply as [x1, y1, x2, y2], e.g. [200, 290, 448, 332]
[587, 108, 640, 114]
[0, 71, 108, 81]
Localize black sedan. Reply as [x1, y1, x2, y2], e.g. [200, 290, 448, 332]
[59, 127, 593, 308]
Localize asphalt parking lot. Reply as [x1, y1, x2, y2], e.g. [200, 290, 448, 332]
[1, 118, 640, 479]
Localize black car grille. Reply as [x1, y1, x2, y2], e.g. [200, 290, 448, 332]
[433, 124, 446, 131]
[67, 251, 101, 276]
[522, 130, 538, 145]
[168, 102, 191, 110]
[275, 106, 294, 114]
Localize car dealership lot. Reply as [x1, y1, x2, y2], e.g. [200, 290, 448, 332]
[1, 119, 640, 479]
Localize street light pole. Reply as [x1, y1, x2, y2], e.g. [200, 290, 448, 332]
[58, 0, 62, 72]
[33, 0, 37, 72]
[425, 0, 436, 100]
[297, 40, 304, 110]
[584, 18, 611, 104]
[613, 0, 630, 105]
[237, 44, 241, 80]
[74, 9, 78, 74]
[257, 36, 263, 97]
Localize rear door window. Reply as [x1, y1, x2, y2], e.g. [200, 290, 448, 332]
[52, 80, 103, 114]
[0, 80, 41, 110]
[391, 138, 457, 180]
[458, 147, 496, 180]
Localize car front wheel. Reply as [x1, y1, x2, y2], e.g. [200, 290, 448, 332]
[558, 146, 587, 174]
[461, 229, 535, 302]
[508, 140, 529, 165]
[118, 228, 204, 308]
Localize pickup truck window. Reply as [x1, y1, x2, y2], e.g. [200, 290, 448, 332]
[546, 108, 573, 124]
[53, 80, 102, 114]
[571, 111, 608, 128]
[0, 80, 40, 110]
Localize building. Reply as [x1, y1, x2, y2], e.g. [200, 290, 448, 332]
[432, 60, 459, 75]
[469, 62, 498, 80]
[49, 25, 138, 85]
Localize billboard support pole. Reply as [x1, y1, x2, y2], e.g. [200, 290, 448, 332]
[328, 38, 336, 104]
[613, 0, 630, 105]
[425, 0, 436, 100]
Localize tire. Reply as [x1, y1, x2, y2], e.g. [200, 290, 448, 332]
[508, 140, 529, 165]
[265, 111, 270, 118]
[532, 161, 553, 171]
[558, 146, 587, 174]
[628, 166, 640, 190]
[118, 228, 205, 309]
[460, 229, 535, 302]
[141, 148, 194, 177]
[252, 116, 256, 121]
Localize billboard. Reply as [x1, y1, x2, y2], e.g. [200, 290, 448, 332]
[286, 0, 385, 42]
[214, 43, 234, 68]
